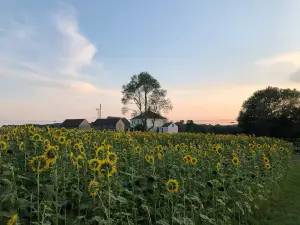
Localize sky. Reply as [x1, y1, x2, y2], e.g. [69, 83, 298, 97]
[1, 0, 300, 125]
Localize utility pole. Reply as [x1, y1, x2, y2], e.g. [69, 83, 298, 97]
[99, 104, 101, 119]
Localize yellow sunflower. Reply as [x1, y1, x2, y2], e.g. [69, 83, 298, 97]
[190, 157, 197, 165]
[263, 157, 270, 164]
[58, 136, 66, 144]
[32, 133, 42, 141]
[88, 158, 101, 171]
[88, 179, 100, 197]
[19, 141, 24, 151]
[2, 134, 9, 141]
[166, 179, 179, 193]
[232, 157, 240, 166]
[157, 152, 163, 159]
[145, 154, 155, 164]
[264, 163, 271, 170]
[0, 141, 8, 151]
[135, 145, 142, 153]
[7, 214, 17, 225]
[96, 146, 105, 158]
[43, 146, 58, 165]
[106, 151, 118, 164]
[43, 139, 50, 147]
[183, 155, 192, 164]
[98, 159, 117, 178]
[29, 155, 49, 173]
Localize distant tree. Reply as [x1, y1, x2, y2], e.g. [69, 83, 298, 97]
[121, 72, 173, 131]
[237, 86, 300, 139]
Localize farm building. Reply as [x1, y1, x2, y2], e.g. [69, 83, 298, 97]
[131, 110, 167, 132]
[160, 122, 178, 133]
[93, 117, 130, 131]
[60, 119, 91, 130]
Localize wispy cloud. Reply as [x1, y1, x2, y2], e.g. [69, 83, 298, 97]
[0, 4, 110, 94]
[256, 51, 300, 67]
[53, 9, 97, 77]
[255, 51, 300, 82]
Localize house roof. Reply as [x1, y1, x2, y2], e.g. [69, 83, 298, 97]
[162, 122, 173, 127]
[131, 111, 167, 120]
[93, 118, 120, 126]
[107, 117, 131, 128]
[175, 122, 186, 132]
[60, 119, 86, 128]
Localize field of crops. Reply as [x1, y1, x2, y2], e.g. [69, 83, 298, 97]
[0, 125, 293, 225]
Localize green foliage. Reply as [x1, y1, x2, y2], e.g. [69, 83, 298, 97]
[237, 86, 300, 139]
[0, 126, 294, 224]
[121, 72, 172, 131]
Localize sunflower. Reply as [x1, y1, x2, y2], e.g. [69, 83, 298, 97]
[0, 141, 8, 151]
[43, 146, 58, 165]
[7, 214, 17, 225]
[106, 144, 112, 151]
[264, 163, 271, 170]
[79, 147, 85, 155]
[69, 152, 76, 165]
[157, 153, 163, 159]
[32, 133, 42, 141]
[87, 136, 92, 142]
[89, 158, 101, 171]
[98, 159, 117, 178]
[145, 154, 155, 164]
[263, 157, 270, 164]
[93, 142, 98, 148]
[249, 143, 255, 149]
[75, 155, 85, 169]
[58, 136, 66, 144]
[73, 143, 80, 150]
[183, 155, 192, 164]
[149, 150, 155, 155]
[88, 179, 100, 197]
[232, 157, 240, 166]
[2, 134, 9, 141]
[190, 157, 197, 165]
[106, 151, 118, 164]
[43, 139, 50, 147]
[19, 142, 24, 151]
[29, 155, 49, 173]
[166, 179, 179, 193]
[135, 145, 142, 153]
[66, 139, 72, 145]
[96, 146, 105, 158]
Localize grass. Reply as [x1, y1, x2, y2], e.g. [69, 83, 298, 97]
[250, 154, 300, 225]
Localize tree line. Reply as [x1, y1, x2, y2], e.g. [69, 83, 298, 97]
[121, 72, 300, 143]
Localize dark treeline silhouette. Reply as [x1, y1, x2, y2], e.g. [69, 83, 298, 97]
[184, 120, 242, 134]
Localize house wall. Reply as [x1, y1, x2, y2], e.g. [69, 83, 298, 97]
[167, 124, 178, 133]
[79, 120, 91, 130]
[116, 120, 125, 131]
[131, 118, 167, 131]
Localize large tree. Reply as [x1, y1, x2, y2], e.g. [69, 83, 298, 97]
[121, 72, 173, 131]
[237, 86, 300, 139]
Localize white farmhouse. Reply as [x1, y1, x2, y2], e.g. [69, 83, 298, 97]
[160, 122, 178, 133]
[131, 111, 167, 132]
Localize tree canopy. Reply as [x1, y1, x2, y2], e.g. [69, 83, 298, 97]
[237, 86, 300, 139]
[121, 72, 172, 131]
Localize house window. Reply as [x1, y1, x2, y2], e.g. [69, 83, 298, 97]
[172, 124, 174, 127]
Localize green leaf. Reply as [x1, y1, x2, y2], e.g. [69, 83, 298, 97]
[199, 213, 215, 224]
[3, 170, 12, 176]
[156, 219, 170, 225]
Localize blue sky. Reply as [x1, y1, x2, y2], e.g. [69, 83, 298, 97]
[1, 0, 300, 125]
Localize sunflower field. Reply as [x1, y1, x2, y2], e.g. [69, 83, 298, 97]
[0, 125, 293, 225]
